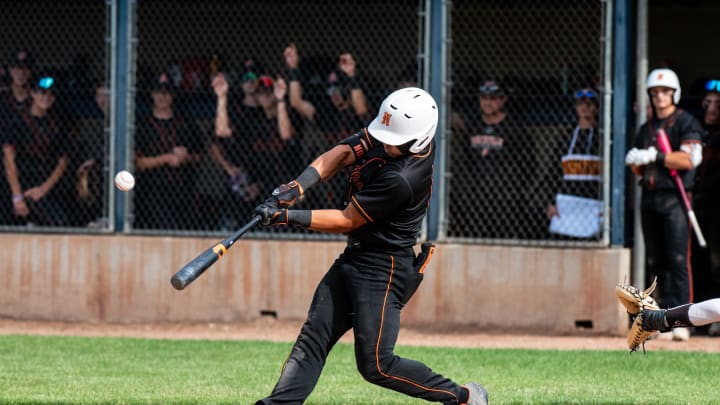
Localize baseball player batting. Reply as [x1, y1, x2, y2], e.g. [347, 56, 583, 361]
[252, 87, 488, 405]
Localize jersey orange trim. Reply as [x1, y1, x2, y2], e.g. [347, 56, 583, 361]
[375, 255, 458, 400]
[351, 195, 374, 222]
[363, 128, 374, 147]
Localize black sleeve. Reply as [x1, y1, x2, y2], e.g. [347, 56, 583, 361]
[338, 128, 377, 161]
[350, 171, 411, 222]
[678, 113, 703, 144]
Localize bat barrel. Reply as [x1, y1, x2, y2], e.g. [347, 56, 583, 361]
[171, 249, 221, 290]
[170, 215, 262, 290]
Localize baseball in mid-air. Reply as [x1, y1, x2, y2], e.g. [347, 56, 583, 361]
[114, 170, 135, 191]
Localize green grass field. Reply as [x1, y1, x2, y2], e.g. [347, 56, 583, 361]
[0, 335, 718, 404]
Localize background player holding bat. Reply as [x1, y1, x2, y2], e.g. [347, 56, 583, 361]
[252, 87, 488, 405]
[625, 68, 704, 342]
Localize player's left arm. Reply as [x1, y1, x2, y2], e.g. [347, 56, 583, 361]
[660, 119, 703, 170]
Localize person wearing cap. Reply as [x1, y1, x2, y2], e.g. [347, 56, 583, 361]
[448, 79, 536, 239]
[1, 49, 33, 117]
[691, 79, 720, 336]
[0, 50, 34, 223]
[2, 75, 70, 226]
[73, 82, 110, 227]
[625, 68, 704, 342]
[545, 88, 602, 239]
[133, 72, 203, 229]
[208, 59, 266, 230]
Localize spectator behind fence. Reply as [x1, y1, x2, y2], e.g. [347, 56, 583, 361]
[449, 80, 536, 238]
[244, 73, 299, 195]
[284, 43, 371, 207]
[2, 75, 70, 226]
[209, 63, 263, 231]
[0, 49, 34, 223]
[625, 68, 704, 342]
[545, 88, 602, 239]
[692, 79, 720, 336]
[73, 82, 110, 228]
[134, 72, 203, 230]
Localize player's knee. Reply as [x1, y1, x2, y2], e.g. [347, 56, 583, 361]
[355, 348, 393, 385]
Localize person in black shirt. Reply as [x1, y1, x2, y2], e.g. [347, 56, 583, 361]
[0, 49, 34, 223]
[449, 80, 535, 239]
[2, 75, 70, 226]
[625, 68, 704, 342]
[253, 87, 488, 405]
[692, 79, 720, 335]
[134, 72, 203, 230]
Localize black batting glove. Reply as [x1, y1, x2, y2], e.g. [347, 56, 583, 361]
[272, 180, 303, 208]
[255, 201, 288, 226]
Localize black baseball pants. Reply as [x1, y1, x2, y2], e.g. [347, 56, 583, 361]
[641, 189, 693, 307]
[255, 247, 466, 404]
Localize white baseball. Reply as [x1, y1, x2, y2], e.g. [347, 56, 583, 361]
[114, 170, 135, 191]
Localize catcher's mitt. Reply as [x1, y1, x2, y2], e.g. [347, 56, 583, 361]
[615, 277, 661, 352]
[615, 277, 659, 315]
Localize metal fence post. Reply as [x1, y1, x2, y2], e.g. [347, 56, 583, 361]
[427, 0, 449, 241]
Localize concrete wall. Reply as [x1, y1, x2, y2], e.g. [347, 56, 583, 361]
[0, 234, 630, 335]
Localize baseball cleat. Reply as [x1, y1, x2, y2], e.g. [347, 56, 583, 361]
[462, 382, 488, 405]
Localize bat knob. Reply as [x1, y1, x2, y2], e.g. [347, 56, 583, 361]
[171, 275, 187, 290]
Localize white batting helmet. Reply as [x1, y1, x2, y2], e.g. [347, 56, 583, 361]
[367, 87, 438, 154]
[647, 68, 681, 104]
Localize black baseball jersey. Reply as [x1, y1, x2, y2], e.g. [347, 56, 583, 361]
[3, 110, 69, 189]
[340, 128, 434, 250]
[635, 109, 703, 191]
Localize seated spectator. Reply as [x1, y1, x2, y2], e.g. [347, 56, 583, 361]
[208, 63, 263, 230]
[0, 49, 34, 223]
[545, 88, 602, 239]
[134, 72, 204, 230]
[448, 80, 537, 239]
[692, 79, 720, 335]
[251, 74, 299, 193]
[283, 43, 370, 207]
[74, 82, 110, 227]
[2, 75, 70, 226]
[284, 43, 370, 146]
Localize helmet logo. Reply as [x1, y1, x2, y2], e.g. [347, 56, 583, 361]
[657, 73, 663, 79]
[381, 112, 392, 127]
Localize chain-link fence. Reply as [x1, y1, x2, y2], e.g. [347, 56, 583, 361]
[0, 0, 609, 246]
[447, 0, 606, 244]
[0, 0, 110, 231]
[131, 0, 422, 235]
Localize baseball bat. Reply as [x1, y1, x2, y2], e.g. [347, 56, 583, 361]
[171, 215, 262, 290]
[656, 129, 707, 247]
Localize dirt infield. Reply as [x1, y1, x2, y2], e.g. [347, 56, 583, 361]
[1, 318, 719, 352]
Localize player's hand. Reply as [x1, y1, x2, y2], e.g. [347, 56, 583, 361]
[212, 73, 229, 98]
[254, 201, 288, 226]
[625, 147, 657, 166]
[272, 180, 303, 208]
[283, 43, 299, 69]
